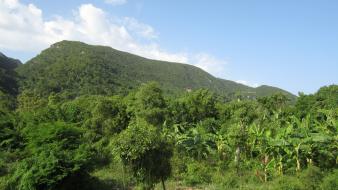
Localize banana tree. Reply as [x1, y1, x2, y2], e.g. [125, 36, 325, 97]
[288, 115, 313, 171]
[248, 122, 279, 181]
[248, 123, 265, 159]
[176, 127, 215, 160]
[213, 132, 231, 161]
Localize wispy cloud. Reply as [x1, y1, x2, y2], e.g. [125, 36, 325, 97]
[104, 0, 127, 6]
[191, 53, 227, 78]
[236, 80, 259, 88]
[122, 17, 158, 39]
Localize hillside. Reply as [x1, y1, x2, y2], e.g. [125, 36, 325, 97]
[0, 52, 21, 96]
[16, 41, 295, 99]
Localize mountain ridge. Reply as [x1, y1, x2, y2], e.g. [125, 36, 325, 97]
[15, 40, 295, 100]
[0, 52, 22, 95]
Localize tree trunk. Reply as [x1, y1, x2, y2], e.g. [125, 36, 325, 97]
[296, 159, 301, 171]
[122, 165, 126, 189]
[278, 161, 283, 175]
[161, 178, 166, 190]
[235, 146, 241, 174]
[264, 154, 269, 182]
[307, 158, 313, 166]
[235, 146, 240, 163]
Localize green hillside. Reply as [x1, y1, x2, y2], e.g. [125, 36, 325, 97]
[17, 41, 295, 99]
[0, 52, 21, 96]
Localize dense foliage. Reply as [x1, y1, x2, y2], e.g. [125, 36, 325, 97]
[0, 53, 21, 97]
[0, 80, 337, 190]
[0, 48, 336, 189]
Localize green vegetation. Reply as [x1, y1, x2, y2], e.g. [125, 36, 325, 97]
[0, 52, 21, 97]
[0, 53, 21, 111]
[0, 81, 337, 189]
[16, 41, 295, 100]
[0, 45, 336, 189]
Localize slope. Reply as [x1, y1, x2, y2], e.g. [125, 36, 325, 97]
[16, 41, 295, 99]
[0, 52, 22, 96]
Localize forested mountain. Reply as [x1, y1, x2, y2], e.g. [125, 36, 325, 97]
[0, 53, 21, 110]
[0, 52, 21, 96]
[16, 41, 295, 100]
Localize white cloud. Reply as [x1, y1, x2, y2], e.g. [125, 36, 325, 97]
[104, 0, 127, 6]
[0, 0, 47, 51]
[122, 17, 157, 39]
[236, 80, 259, 88]
[0, 0, 228, 78]
[191, 53, 227, 78]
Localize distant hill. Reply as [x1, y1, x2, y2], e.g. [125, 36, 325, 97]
[0, 52, 22, 95]
[16, 41, 296, 100]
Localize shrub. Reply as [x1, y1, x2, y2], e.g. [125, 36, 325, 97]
[272, 175, 304, 190]
[6, 122, 93, 190]
[320, 169, 338, 190]
[299, 166, 323, 190]
[219, 171, 240, 189]
[183, 161, 212, 185]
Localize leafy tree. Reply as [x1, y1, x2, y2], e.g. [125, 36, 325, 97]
[0, 112, 22, 151]
[90, 96, 129, 135]
[169, 89, 217, 124]
[114, 119, 172, 189]
[0, 111, 23, 183]
[296, 85, 338, 118]
[0, 91, 16, 111]
[7, 122, 93, 190]
[132, 82, 167, 126]
[258, 93, 290, 118]
[16, 90, 47, 113]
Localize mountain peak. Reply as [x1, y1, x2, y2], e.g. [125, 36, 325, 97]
[0, 51, 6, 58]
[0, 52, 22, 70]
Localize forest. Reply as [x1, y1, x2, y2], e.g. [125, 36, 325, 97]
[0, 81, 337, 190]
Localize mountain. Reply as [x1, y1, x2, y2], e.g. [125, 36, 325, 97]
[0, 52, 22, 95]
[16, 41, 296, 100]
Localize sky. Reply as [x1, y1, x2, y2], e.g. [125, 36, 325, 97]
[0, 0, 337, 94]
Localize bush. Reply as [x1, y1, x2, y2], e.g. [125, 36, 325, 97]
[6, 122, 93, 190]
[183, 161, 212, 185]
[320, 169, 338, 190]
[170, 151, 189, 180]
[219, 171, 240, 189]
[299, 166, 323, 190]
[272, 175, 304, 190]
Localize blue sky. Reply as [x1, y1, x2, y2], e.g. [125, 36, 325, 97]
[1, 0, 338, 94]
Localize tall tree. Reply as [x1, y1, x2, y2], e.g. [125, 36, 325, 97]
[114, 119, 172, 189]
